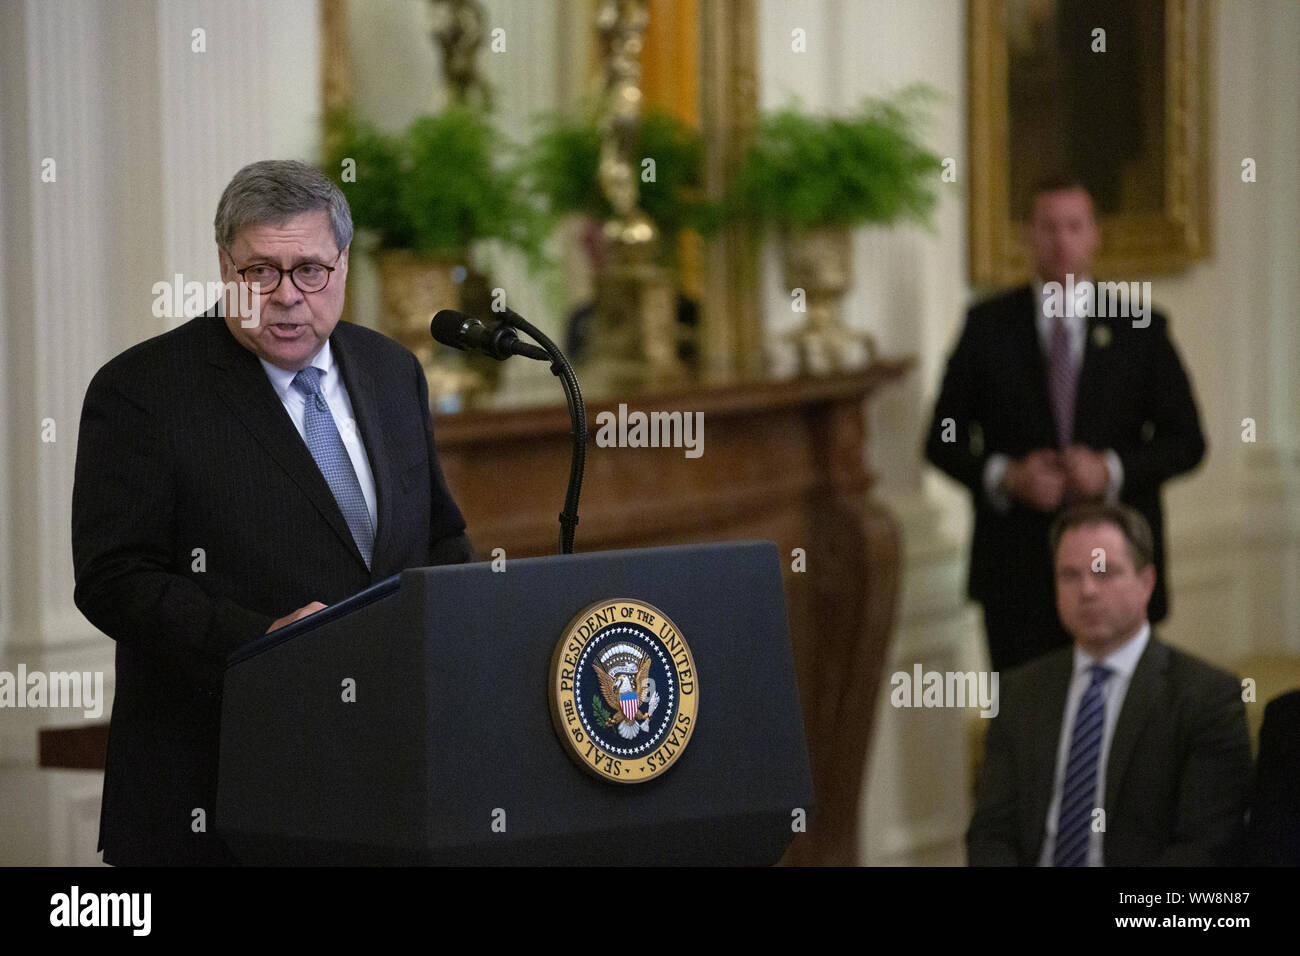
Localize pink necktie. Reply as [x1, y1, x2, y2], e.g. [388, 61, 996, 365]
[1049, 317, 1076, 448]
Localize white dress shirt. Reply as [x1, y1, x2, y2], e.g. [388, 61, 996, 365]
[258, 341, 379, 532]
[1037, 623, 1151, 866]
[982, 277, 1123, 509]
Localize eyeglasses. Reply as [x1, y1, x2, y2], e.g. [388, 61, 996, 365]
[233, 249, 343, 294]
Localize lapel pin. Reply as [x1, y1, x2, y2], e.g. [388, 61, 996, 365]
[1092, 324, 1113, 348]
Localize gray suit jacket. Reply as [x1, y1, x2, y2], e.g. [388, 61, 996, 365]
[967, 634, 1251, 866]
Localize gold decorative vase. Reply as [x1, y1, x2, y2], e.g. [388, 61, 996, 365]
[582, 220, 685, 392]
[780, 226, 875, 375]
[375, 249, 483, 407]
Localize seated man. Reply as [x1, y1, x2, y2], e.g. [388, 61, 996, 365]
[967, 502, 1250, 866]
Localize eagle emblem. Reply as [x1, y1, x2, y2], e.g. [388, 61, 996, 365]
[549, 598, 698, 784]
[593, 643, 661, 739]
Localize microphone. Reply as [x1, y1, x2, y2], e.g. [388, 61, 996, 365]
[428, 307, 587, 555]
[430, 309, 549, 362]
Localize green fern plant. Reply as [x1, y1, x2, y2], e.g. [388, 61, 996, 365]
[321, 108, 548, 267]
[724, 86, 943, 230]
[521, 108, 707, 263]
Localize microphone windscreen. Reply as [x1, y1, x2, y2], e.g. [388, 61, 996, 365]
[430, 310, 470, 348]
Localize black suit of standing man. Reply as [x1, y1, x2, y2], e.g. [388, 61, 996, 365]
[924, 181, 1205, 671]
[967, 504, 1250, 866]
[72, 160, 473, 865]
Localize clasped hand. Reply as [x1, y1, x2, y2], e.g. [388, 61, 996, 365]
[1004, 446, 1109, 511]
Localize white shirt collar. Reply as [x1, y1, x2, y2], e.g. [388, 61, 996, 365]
[1033, 274, 1093, 354]
[259, 339, 334, 401]
[1072, 621, 1150, 681]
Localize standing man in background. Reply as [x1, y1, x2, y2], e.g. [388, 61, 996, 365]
[924, 179, 1205, 671]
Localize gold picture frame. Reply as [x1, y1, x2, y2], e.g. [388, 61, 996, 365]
[968, 0, 1213, 286]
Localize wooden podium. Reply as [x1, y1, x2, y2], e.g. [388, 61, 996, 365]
[434, 363, 910, 865]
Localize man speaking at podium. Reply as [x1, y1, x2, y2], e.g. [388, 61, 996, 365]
[72, 160, 472, 865]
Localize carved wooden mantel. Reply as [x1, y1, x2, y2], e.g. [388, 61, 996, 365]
[436, 362, 911, 865]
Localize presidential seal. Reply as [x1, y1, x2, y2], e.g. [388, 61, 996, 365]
[548, 599, 698, 784]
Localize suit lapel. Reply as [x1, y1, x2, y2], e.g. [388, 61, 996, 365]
[1028, 652, 1073, 853]
[1016, 287, 1058, 447]
[1072, 312, 1117, 447]
[1104, 636, 1167, 812]
[330, 325, 397, 575]
[203, 314, 366, 567]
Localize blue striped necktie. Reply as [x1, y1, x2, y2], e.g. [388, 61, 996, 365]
[290, 366, 374, 569]
[1053, 663, 1113, 866]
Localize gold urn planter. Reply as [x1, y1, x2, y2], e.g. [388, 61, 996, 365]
[779, 226, 875, 376]
[581, 218, 687, 393]
[375, 250, 485, 408]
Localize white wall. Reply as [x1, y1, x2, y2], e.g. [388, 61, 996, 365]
[758, 0, 979, 867]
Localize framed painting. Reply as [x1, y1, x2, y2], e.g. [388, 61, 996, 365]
[968, 0, 1213, 286]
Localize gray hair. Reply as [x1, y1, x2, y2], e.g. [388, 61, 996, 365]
[214, 159, 353, 251]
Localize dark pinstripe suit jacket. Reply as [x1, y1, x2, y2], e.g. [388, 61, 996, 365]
[967, 634, 1251, 866]
[72, 313, 472, 865]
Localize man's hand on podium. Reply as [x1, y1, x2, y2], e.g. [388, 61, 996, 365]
[267, 602, 328, 633]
